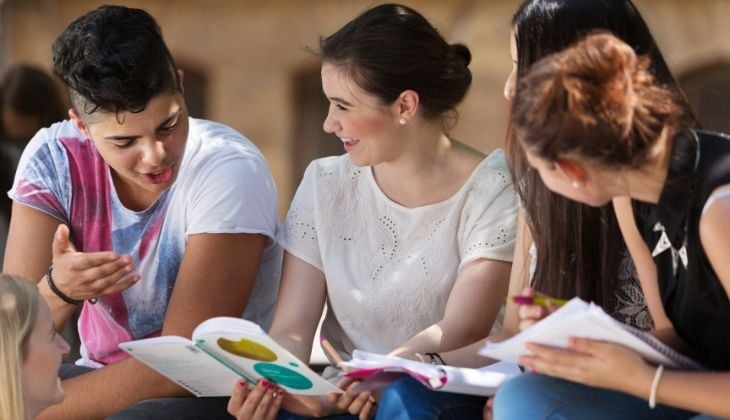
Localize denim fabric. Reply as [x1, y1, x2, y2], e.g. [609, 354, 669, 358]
[375, 376, 486, 419]
[493, 373, 710, 420]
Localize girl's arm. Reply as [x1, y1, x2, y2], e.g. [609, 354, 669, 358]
[518, 193, 730, 418]
[267, 252, 327, 362]
[612, 197, 684, 349]
[439, 209, 531, 367]
[388, 257, 511, 359]
[523, 338, 730, 418]
[700, 187, 730, 300]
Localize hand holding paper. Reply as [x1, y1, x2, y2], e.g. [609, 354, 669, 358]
[481, 297, 704, 370]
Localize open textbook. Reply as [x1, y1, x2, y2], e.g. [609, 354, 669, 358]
[480, 298, 704, 370]
[119, 317, 341, 397]
[340, 350, 522, 396]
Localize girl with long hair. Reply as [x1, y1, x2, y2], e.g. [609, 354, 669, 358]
[1, 274, 70, 419]
[495, 31, 730, 420]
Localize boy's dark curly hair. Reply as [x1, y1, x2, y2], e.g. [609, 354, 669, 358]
[52, 5, 181, 118]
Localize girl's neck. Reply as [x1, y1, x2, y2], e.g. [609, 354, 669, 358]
[371, 120, 482, 208]
[617, 128, 675, 204]
[376, 124, 452, 180]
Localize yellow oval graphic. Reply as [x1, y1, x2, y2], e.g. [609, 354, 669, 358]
[217, 338, 278, 362]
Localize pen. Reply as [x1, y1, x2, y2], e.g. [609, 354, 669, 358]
[320, 336, 350, 372]
[511, 294, 568, 308]
[320, 338, 378, 403]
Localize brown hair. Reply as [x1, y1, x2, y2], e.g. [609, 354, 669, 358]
[513, 32, 686, 167]
[320, 3, 472, 125]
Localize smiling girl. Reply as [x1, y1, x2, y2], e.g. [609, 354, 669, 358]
[1, 274, 70, 420]
[226, 4, 517, 419]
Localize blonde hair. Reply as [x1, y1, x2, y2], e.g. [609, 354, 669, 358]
[0, 274, 39, 420]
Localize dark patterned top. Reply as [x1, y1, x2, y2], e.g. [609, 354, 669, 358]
[610, 253, 653, 331]
[633, 129, 730, 370]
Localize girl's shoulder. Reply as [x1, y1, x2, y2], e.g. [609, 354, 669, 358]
[465, 148, 512, 193]
[302, 154, 363, 186]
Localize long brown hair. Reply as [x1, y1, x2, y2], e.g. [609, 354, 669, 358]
[507, 0, 692, 307]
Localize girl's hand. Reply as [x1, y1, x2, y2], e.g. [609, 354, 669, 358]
[48, 224, 139, 302]
[326, 376, 376, 419]
[227, 379, 284, 420]
[519, 338, 655, 396]
[517, 287, 560, 331]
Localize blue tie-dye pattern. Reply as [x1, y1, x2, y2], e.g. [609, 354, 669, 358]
[146, 221, 185, 335]
[109, 187, 182, 339]
[16, 141, 71, 222]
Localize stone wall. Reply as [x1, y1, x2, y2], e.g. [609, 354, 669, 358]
[3, 0, 729, 214]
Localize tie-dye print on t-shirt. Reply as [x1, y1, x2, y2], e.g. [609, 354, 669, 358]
[10, 118, 281, 367]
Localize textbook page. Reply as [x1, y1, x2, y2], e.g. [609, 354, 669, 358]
[192, 317, 342, 396]
[121, 317, 342, 397]
[120, 336, 240, 397]
[480, 298, 704, 370]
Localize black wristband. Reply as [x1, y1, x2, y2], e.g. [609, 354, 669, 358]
[425, 352, 447, 365]
[46, 265, 83, 305]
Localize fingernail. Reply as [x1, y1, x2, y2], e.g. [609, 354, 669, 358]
[277, 389, 285, 397]
[260, 379, 270, 387]
[238, 380, 247, 388]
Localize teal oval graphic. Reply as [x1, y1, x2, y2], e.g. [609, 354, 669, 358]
[253, 363, 313, 390]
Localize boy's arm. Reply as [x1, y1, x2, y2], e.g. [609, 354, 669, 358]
[4, 203, 77, 329]
[4, 203, 133, 330]
[37, 231, 268, 419]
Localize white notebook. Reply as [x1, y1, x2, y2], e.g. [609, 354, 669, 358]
[480, 298, 704, 370]
[341, 350, 522, 396]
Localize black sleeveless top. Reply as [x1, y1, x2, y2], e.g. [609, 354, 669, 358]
[632, 129, 730, 371]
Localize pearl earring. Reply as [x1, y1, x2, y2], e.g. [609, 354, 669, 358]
[572, 180, 581, 189]
[399, 118, 407, 125]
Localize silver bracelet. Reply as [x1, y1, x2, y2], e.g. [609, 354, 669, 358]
[648, 364, 664, 409]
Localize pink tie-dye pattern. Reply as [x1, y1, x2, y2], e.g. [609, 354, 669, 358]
[138, 212, 164, 260]
[60, 137, 132, 365]
[14, 179, 66, 218]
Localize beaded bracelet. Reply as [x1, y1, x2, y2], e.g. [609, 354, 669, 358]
[46, 265, 96, 305]
[425, 352, 447, 365]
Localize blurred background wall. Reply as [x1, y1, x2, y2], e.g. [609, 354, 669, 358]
[2, 0, 730, 216]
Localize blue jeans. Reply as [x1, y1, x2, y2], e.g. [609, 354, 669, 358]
[375, 377, 486, 419]
[493, 373, 714, 420]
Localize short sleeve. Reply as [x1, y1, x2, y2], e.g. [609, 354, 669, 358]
[8, 128, 71, 223]
[185, 155, 278, 240]
[459, 152, 518, 269]
[278, 161, 323, 271]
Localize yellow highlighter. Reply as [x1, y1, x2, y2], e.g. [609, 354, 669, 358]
[511, 294, 568, 308]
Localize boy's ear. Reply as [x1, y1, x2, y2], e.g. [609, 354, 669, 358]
[177, 69, 185, 94]
[68, 108, 91, 138]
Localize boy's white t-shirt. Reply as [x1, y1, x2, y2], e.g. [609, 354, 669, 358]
[280, 151, 517, 357]
[10, 118, 281, 366]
